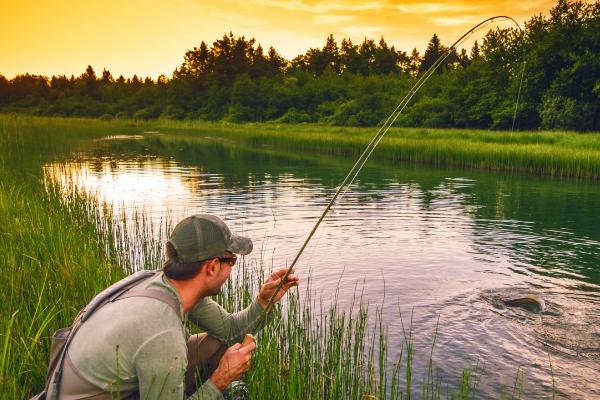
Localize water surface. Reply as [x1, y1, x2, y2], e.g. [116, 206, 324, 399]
[45, 133, 600, 399]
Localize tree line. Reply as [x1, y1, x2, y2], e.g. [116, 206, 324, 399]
[0, 0, 598, 130]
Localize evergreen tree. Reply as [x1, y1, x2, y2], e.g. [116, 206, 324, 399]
[419, 34, 443, 75]
[322, 34, 340, 73]
[470, 40, 481, 60]
[372, 37, 399, 74]
[340, 38, 367, 74]
[81, 65, 100, 98]
[266, 46, 287, 75]
[407, 48, 421, 77]
[0, 75, 9, 103]
[101, 69, 113, 83]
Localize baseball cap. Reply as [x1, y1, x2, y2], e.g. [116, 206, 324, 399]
[168, 214, 253, 263]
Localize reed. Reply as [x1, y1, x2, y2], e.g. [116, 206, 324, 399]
[155, 120, 600, 180]
[1, 115, 547, 398]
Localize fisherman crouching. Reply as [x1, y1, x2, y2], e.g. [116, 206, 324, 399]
[43, 214, 299, 400]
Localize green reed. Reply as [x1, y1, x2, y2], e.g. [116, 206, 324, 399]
[1, 114, 546, 399]
[154, 120, 600, 180]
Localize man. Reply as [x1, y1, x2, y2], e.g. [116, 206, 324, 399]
[50, 214, 299, 399]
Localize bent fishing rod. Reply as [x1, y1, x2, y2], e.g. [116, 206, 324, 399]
[261, 16, 524, 314]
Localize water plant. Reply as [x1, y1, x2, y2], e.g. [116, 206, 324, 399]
[0, 115, 569, 399]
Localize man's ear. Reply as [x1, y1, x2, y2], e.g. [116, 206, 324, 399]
[204, 258, 219, 277]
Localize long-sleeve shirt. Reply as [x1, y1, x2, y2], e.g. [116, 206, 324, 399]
[66, 272, 273, 399]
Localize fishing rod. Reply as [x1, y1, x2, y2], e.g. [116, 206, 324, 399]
[262, 16, 525, 313]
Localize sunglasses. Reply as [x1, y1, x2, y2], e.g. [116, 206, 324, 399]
[217, 256, 237, 266]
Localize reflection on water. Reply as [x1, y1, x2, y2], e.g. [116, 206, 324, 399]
[44, 135, 600, 399]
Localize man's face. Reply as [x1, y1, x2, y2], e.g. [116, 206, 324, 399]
[207, 251, 236, 295]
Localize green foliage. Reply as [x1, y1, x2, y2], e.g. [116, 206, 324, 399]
[277, 107, 313, 123]
[1, 1, 599, 131]
[1, 116, 492, 399]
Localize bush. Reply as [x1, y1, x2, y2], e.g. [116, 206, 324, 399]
[540, 95, 590, 131]
[276, 107, 313, 124]
[115, 112, 129, 120]
[132, 108, 156, 121]
[98, 113, 113, 120]
[160, 105, 185, 120]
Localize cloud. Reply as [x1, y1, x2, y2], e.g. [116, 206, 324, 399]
[207, 8, 265, 27]
[249, 0, 383, 13]
[432, 16, 482, 26]
[340, 25, 390, 38]
[314, 14, 355, 24]
[397, 3, 484, 14]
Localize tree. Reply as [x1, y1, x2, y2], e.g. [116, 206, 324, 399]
[0, 75, 9, 103]
[419, 34, 443, 75]
[340, 38, 368, 75]
[458, 48, 470, 68]
[407, 48, 421, 77]
[372, 37, 400, 74]
[266, 46, 287, 75]
[322, 34, 340, 73]
[470, 40, 481, 60]
[81, 65, 100, 98]
[101, 68, 114, 84]
[175, 41, 210, 79]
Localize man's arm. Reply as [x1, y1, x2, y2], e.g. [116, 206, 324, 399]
[187, 297, 272, 344]
[188, 268, 299, 344]
[135, 329, 223, 400]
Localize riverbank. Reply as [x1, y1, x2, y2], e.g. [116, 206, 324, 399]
[157, 119, 600, 180]
[0, 116, 491, 398]
[3, 115, 600, 179]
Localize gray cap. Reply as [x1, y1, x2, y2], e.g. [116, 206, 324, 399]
[168, 214, 252, 263]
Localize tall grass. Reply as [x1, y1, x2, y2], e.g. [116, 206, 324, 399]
[154, 120, 600, 180]
[1, 115, 536, 398]
[0, 115, 145, 397]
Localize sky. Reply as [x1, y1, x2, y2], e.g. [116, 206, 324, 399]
[1, 0, 563, 79]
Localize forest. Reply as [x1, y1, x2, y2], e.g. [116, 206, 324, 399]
[0, 0, 598, 131]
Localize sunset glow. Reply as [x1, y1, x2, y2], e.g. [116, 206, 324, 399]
[2, 1, 566, 79]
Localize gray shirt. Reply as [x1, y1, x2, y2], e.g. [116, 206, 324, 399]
[67, 272, 272, 399]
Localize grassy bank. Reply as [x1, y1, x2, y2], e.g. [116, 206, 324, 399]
[4, 115, 600, 179]
[155, 119, 600, 180]
[1, 115, 542, 399]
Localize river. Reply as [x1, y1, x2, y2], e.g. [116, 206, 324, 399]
[44, 132, 600, 399]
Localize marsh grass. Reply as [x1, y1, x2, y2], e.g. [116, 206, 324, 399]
[154, 120, 600, 180]
[1, 115, 551, 398]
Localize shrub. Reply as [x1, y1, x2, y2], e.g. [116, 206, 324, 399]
[540, 95, 589, 131]
[132, 108, 155, 121]
[277, 107, 313, 124]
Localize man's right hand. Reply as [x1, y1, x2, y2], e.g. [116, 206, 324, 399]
[210, 341, 256, 391]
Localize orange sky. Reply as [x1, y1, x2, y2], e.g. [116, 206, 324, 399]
[1, 0, 564, 79]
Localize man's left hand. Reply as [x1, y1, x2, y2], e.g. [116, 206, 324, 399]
[257, 268, 299, 310]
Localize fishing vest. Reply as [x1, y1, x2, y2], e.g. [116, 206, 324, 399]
[31, 270, 182, 400]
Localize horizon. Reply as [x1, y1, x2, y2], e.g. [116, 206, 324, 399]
[0, 0, 581, 79]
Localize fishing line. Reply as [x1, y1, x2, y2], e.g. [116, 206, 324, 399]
[511, 60, 527, 134]
[262, 16, 525, 314]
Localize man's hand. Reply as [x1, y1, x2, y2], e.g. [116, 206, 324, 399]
[210, 341, 256, 392]
[257, 268, 300, 310]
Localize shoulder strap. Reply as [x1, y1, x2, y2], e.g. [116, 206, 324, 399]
[80, 270, 158, 322]
[48, 270, 160, 400]
[115, 289, 182, 320]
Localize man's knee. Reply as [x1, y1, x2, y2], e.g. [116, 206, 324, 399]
[185, 333, 227, 395]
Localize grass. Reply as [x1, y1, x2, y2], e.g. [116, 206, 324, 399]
[1, 114, 554, 399]
[152, 119, 600, 180]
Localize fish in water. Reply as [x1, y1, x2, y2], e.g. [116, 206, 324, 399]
[502, 294, 546, 313]
[481, 289, 547, 314]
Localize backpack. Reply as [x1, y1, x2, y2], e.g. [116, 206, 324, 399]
[31, 270, 181, 400]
